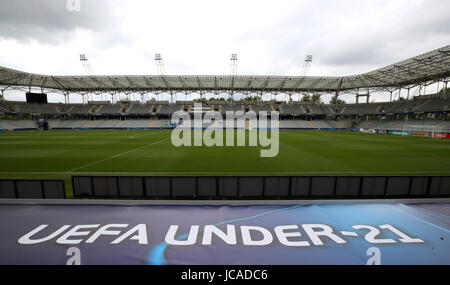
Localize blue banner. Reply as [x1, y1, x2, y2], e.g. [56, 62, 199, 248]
[0, 202, 448, 265]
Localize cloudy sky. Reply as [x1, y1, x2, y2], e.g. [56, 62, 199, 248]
[1, 0, 449, 103]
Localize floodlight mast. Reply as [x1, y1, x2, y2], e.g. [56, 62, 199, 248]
[301, 55, 312, 77]
[155, 53, 165, 75]
[79, 54, 94, 104]
[230, 54, 238, 101]
[230, 54, 238, 76]
[80, 54, 94, 75]
[300, 55, 314, 103]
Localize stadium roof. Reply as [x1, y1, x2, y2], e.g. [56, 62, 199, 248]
[0, 45, 449, 95]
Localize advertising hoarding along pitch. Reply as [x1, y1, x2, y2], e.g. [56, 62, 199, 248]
[0, 202, 448, 265]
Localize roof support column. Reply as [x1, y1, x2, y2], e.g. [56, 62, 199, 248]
[445, 81, 448, 97]
[355, 91, 370, 104]
[407, 87, 410, 100]
[63, 93, 69, 104]
[389, 90, 393, 102]
[0, 89, 4, 103]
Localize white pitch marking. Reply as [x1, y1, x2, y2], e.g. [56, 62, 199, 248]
[65, 137, 169, 173]
[341, 231, 359, 237]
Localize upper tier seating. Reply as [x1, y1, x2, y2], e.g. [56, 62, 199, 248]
[127, 104, 153, 114]
[1, 96, 449, 117]
[158, 104, 183, 114]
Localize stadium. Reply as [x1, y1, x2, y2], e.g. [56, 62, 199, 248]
[0, 0, 449, 270]
[0, 45, 450, 196]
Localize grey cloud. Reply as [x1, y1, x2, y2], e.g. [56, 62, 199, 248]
[316, 0, 450, 68]
[0, 0, 124, 44]
[236, 0, 450, 76]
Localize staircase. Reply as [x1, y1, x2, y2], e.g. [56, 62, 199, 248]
[309, 121, 318, 129]
[88, 105, 102, 114]
[411, 100, 431, 112]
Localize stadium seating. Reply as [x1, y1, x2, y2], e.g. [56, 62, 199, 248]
[414, 98, 450, 113]
[0, 96, 449, 132]
[68, 104, 93, 114]
[158, 103, 183, 114]
[248, 103, 273, 113]
[1, 116, 449, 133]
[305, 104, 326, 115]
[357, 119, 450, 133]
[95, 104, 122, 115]
[48, 119, 85, 129]
[280, 120, 315, 128]
[220, 104, 243, 114]
[118, 119, 153, 128]
[0, 105, 8, 113]
[325, 120, 351, 129]
[280, 104, 305, 115]
[313, 120, 333, 129]
[342, 103, 381, 115]
[127, 103, 153, 114]
[0, 119, 37, 130]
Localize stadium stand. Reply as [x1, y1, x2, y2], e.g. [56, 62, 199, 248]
[47, 119, 179, 129]
[414, 97, 450, 113]
[357, 119, 450, 133]
[305, 104, 325, 115]
[0, 96, 448, 118]
[322, 105, 336, 116]
[16, 104, 59, 115]
[48, 119, 87, 129]
[0, 102, 18, 113]
[326, 120, 353, 129]
[1, 95, 449, 132]
[118, 119, 153, 128]
[158, 103, 183, 115]
[312, 120, 333, 129]
[0, 119, 37, 130]
[68, 104, 93, 115]
[342, 103, 382, 115]
[220, 103, 243, 114]
[0, 105, 8, 113]
[95, 104, 122, 115]
[248, 103, 273, 113]
[127, 103, 153, 115]
[280, 120, 316, 129]
[279, 103, 305, 115]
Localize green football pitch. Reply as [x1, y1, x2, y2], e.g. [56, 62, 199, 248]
[0, 129, 449, 197]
